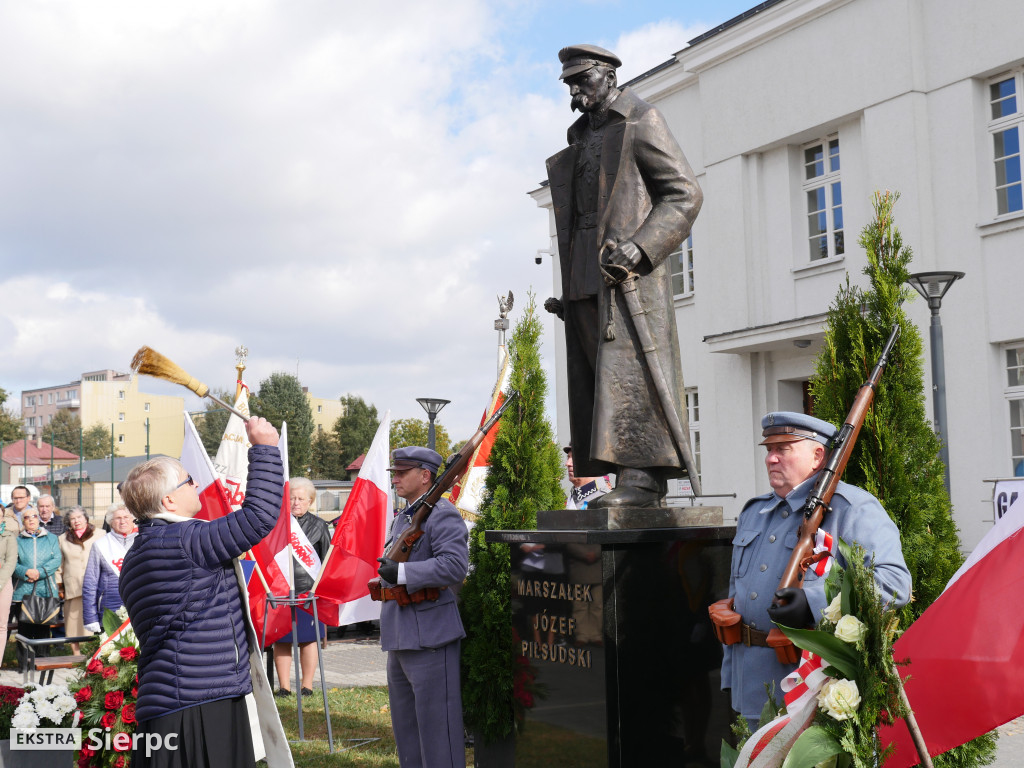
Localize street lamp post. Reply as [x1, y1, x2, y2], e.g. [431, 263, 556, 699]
[906, 271, 964, 495]
[416, 398, 451, 451]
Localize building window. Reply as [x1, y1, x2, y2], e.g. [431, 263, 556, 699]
[47, 393, 53, 404]
[989, 72, 1023, 216]
[118, 413, 125, 422]
[1007, 346, 1024, 476]
[118, 390, 125, 400]
[144, 402, 151, 412]
[317, 405, 323, 413]
[669, 234, 695, 297]
[118, 434, 125, 444]
[802, 136, 844, 261]
[685, 388, 701, 477]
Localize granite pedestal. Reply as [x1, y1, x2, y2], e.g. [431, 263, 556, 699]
[486, 508, 736, 768]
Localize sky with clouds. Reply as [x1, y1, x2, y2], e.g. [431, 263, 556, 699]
[0, 0, 758, 440]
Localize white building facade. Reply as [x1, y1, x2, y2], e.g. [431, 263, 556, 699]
[533, 0, 1024, 551]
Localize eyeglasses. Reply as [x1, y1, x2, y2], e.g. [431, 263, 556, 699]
[11, 495, 28, 501]
[174, 474, 196, 490]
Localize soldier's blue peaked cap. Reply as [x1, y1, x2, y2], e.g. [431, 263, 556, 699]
[759, 412, 837, 446]
[388, 446, 443, 473]
[558, 44, 622, 80]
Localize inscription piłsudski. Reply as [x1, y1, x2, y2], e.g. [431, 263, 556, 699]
[517, 579, 595, 669]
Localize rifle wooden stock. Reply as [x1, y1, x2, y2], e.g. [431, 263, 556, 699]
[384, 390, 518, 564]
[776, 322, 902, 596]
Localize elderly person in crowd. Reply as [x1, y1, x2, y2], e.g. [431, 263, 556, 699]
[12, 508, 62, 671]
[272, 476, 331, 697]
[36, 495, 65, 536]
[119, 417, 284, 768]
[59, 507, 104, 653]
[0, 507, 18, 663]
[82, 503, 137, 633]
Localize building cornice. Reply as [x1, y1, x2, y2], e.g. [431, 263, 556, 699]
[703, 312, 827, 354]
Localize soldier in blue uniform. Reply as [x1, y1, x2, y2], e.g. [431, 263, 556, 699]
[722, 412, 912, 728]
[375, 446, 469, 768]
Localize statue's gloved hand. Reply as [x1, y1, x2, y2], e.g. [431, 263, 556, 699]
[543, 296, 564, 320]
[602, 240, 642, 272]
[767, 587, 813, 628]
[377, 557, 399, 584]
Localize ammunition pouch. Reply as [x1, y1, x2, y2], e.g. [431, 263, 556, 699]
[767, 627, 800, 665]
[708, 598, 742, 645]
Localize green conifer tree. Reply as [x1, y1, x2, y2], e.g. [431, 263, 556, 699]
[810, 191, 994, 766]
[460, 295, 564, 743]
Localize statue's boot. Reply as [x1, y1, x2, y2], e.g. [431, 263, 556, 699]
[589, 467, 663, 508]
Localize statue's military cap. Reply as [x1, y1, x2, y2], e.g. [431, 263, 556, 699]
[759, 412, 837, 447]
[387, 446, 443, 474]
[558, 44, 622, 80]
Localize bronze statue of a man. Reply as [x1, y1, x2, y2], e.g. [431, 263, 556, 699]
[544, 44, 703, 508]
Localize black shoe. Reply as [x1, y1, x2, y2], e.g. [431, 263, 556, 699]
[275, 688, 293, 698]
[300, 687, 314, 696]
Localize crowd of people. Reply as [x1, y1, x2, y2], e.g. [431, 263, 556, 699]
[0, 486, 141, 670]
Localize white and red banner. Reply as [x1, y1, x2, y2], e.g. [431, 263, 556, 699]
[212, 385, 251, 509]
[734, 650, 828, 768]
[880, 495, 1024, 766]
[312, 411, 391, 627]
[450, 348, 510, 516]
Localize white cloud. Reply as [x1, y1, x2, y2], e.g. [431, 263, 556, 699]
[0, 1, 711, 440]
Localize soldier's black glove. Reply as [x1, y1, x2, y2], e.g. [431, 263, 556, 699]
[377, 557, 399, 584]
[767, 587, 813, 628]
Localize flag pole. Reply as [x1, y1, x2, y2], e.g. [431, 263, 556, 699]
[897, 677, 935, 768]
[310, 543, 335, 593]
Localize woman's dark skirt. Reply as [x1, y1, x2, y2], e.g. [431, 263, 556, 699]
[130, 696, 255, 768]
[276, 608, 326, 644]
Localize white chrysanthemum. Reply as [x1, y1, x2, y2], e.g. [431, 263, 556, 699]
[822, 595, 843, 623]
[116, 606, 129, 621]
[11, 707, 39, 730]
[53, 694, 76, 716]
[35, 701, 62, 726]
[834, 614, 867, 644]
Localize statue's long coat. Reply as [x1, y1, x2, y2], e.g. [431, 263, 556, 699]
[546, 88, 703, 478]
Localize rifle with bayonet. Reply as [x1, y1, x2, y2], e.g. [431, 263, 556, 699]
[367, 390, 518, 605]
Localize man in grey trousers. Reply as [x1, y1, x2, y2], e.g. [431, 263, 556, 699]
[374, 446, 469, 768]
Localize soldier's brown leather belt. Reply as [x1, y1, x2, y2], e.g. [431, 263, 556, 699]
[739, 623, 770, 647]
[367, 581, 443, 607]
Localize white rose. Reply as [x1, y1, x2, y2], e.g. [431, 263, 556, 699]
[817, 678, 862, 721]
[834, 614, 867, 644]
[822, 595, 843, 623]
[106, 647, 122, 664]
[116, 606, 129, 621]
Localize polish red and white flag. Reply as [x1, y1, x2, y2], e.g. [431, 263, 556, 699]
[312, 411, 391, 626]
[880, 494, 1024, 766]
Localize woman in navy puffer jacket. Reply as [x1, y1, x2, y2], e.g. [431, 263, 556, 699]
[118, 417, 284, 768]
